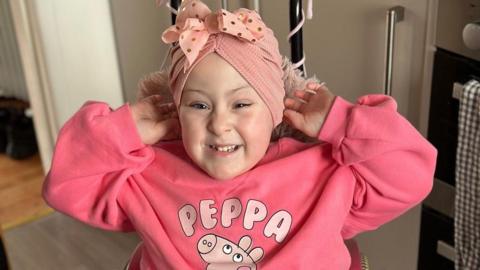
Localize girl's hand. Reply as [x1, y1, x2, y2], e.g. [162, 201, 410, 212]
[130, 95, 181, 145]
[283, 82, 336, 138]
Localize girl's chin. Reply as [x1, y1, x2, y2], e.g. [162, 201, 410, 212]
[204, 163, 253, 180]
[206, 169, 240, 181]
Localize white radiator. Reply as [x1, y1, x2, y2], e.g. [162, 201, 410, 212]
[0, 0, 29, 101]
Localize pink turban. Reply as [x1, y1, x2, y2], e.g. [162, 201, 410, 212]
[161, 0, 285, 127]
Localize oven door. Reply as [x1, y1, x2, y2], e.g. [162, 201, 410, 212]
[427, 48, 480, 187]
[418, 205, 455, 269]
[419, 47, 480, 270]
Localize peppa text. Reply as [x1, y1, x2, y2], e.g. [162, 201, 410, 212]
[178, 198, 292, 243]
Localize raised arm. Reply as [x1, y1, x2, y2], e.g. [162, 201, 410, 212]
[43, 101, 154, 231]
[284, 83, 437, 238]
[318, 94, 437, 238]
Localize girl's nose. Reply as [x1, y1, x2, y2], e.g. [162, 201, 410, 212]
[207, 110, 232, 135]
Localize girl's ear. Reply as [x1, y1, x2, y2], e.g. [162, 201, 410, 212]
[137, 70, 174, 104]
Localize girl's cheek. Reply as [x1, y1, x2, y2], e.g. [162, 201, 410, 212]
[180, 109, 202, 120]
[180, 113, 207, 131]
[237, 117, 271, 139]
[238, 116, 256, 129]
[239, 112, 268, 131]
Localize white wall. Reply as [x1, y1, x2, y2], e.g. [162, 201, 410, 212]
[32, 0, 124, 131]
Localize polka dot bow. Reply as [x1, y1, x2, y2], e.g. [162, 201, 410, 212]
[161, 0, 266, 70]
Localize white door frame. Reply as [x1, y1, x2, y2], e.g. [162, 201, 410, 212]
[9, 0, 59, 172]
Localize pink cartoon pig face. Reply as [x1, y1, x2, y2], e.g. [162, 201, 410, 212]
[197, 234, 264, 270]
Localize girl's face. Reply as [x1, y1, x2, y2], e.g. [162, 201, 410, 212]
[179, 53, 274, 180]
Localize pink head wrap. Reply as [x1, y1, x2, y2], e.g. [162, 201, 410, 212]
[161, 0, 285, 127]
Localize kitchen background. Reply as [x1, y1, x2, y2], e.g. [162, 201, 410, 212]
[0, 0, 479, 269]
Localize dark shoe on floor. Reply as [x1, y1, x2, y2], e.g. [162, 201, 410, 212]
[0, 236, 9, 270]
[5, 107, 38, 160]
[0, 108, 9, 153]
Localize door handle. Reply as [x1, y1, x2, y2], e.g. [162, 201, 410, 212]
[384, 6, 405, 96]
[436, 240, 455, 262]
[453, 82, 464, 100]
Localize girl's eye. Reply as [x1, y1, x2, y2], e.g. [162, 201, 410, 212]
[235, 103, 251, 109]
[190, 103, 209, 110]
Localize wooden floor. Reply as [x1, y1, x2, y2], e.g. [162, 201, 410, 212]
[0, 152, 141, 269]
[3, 211, 140, 270]
[0, 153, 53, 231]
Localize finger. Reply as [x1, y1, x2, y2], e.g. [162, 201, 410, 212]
[143, 94, 163, 105]
[167, 104, 179, 118]
[157, 103, 177, 116]
[284, 97, 305, 111]
[283, 109, 306, 130]
[157, 102, 173, 110]
[155, 104, 171, 117]
[157, 118, 180, 140]
[304, 88, 317, 95]
[162, 104, 179, 121]
[307, 81, 327, 91]
[165, 109, 178, 120]
[150, 94, 163, 99]
[147, 103, 171, 122]
[294, 89, 315, 101]
[168, 103, 177, 112]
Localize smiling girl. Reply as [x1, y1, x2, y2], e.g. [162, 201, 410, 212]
[42, 1, 437, 269]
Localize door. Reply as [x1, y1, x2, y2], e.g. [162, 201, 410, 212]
[9, 0, 125, 171]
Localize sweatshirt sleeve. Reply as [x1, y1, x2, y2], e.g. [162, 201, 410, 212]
[42, 101, 155, 231]
[317, 94, 438, 239]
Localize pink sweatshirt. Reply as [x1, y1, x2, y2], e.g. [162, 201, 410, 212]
[43, 94, 437, 270]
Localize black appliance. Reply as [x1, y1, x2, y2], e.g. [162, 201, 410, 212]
[417, 0, 480, 269]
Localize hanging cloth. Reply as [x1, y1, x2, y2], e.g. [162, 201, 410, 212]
[454, 79, 480, 269]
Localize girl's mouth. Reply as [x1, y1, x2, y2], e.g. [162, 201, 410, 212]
[208, 144, 242, 153]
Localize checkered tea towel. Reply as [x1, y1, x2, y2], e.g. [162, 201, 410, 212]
[455, 79, 480, 269]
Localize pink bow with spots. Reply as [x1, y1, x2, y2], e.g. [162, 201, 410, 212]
[161, 0, 266, 70]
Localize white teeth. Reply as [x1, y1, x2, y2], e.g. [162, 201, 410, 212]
[210, 145, 238, 152]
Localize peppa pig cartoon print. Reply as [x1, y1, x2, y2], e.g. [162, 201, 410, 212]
[197, 234, 264, 270]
